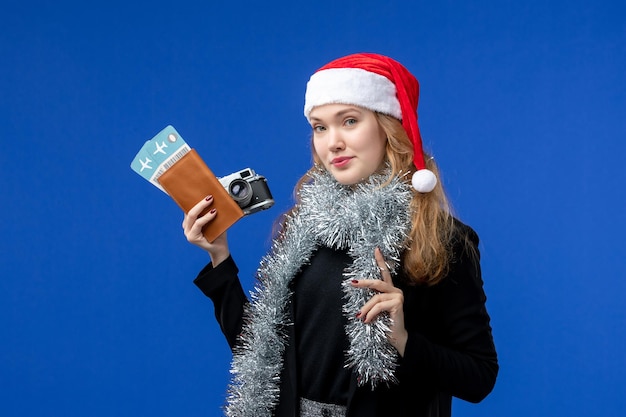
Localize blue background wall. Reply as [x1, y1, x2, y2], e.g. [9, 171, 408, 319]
[2, 1, 625, 415]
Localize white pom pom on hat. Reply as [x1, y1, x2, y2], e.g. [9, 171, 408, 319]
[304, 53, 437, 193]
[411, 169, 437, 193]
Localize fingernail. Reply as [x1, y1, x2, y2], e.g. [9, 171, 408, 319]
[355, 312, 362, 318]
[351, 280, 359, 284]
[209, 208, 216, 214]
[205, 195, 213, 201]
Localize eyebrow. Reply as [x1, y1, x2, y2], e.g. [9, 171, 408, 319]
[309, 107, 363, 122]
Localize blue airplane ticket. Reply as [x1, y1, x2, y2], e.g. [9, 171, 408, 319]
[130, 125, 191, 192]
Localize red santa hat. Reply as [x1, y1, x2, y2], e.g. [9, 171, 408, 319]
[304, 53, 437, 193]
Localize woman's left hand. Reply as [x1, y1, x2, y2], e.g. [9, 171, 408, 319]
[352, 247, 408, 357]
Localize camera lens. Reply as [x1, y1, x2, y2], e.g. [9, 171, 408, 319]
[228, 179, 253, 208]
[230, 183, 248, 198]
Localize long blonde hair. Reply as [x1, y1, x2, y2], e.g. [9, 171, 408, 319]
[377, 113, 455, 285]
[277, 113, 457, 285]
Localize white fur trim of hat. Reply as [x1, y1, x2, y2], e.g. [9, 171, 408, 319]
[304, 68, 402, 120]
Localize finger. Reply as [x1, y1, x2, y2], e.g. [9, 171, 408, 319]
[184, 196, 215, 235]
[355, 288, 404, 322]
[187, 195, 214, 220]
[187, 208, 217, 238]
[182, 210, 199, 230]
[375, 247, 393, 284]
[361, 298, 403, 324]
[359, 292, 401, 313]
[351, 279, 400, 294]
[194, 208, 217, 228]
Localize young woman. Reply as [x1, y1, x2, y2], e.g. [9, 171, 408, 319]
[182, 53, 498, 417]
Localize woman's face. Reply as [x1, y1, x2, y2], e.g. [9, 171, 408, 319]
[310, 104, 387, 185]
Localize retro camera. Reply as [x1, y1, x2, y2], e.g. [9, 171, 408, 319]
[219, 168, 274, 215]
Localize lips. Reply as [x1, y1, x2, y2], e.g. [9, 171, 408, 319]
[331, 156, 353, 167]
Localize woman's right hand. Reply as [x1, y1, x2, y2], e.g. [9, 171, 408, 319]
[182, 195, 230, 267]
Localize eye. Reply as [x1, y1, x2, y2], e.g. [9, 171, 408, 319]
[344, 118, 357, 126]
[313, 125, 326, 133]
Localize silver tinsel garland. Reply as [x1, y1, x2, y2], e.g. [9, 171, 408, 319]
[225, 169, 413, 417]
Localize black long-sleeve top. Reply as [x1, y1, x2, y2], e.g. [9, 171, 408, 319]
[194, 224, 498, 417]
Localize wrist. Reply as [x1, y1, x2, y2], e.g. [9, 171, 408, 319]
[209, 249, 230, 267]
[394, 330, 409, 357]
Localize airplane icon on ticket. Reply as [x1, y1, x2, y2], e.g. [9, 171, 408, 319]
[139, 157, 153, 172]
[153, 141, 168, 155]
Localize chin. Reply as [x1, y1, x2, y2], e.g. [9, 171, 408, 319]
[325, 164, 374, 185]
[330, 172, 363, 186]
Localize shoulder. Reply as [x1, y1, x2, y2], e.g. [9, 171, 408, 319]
[439, 218, 485, 297]
[447, 217, 480, 267]
[451, 217, 479, 248]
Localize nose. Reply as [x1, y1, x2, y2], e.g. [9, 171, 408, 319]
[327, 128, 345, 151]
